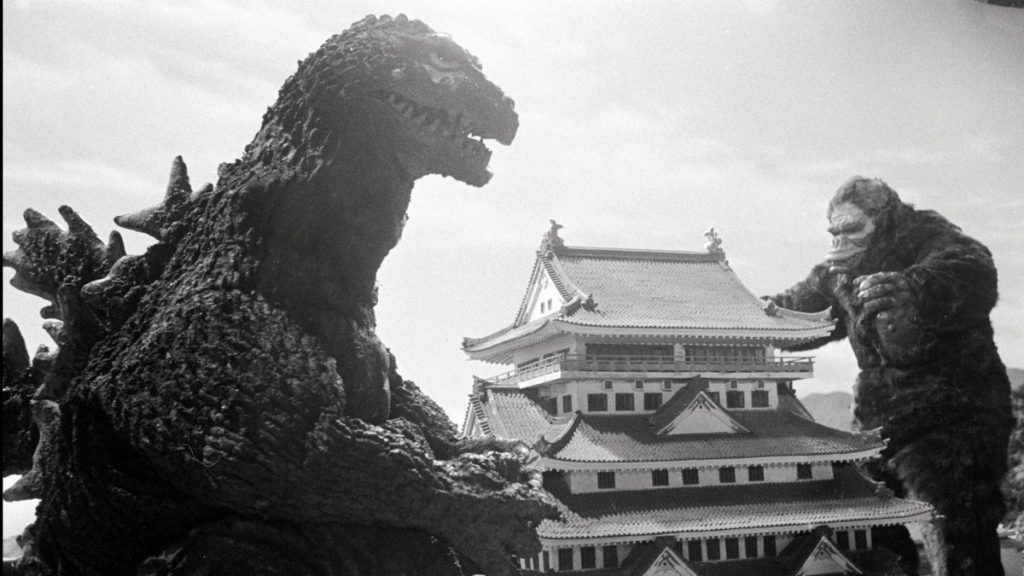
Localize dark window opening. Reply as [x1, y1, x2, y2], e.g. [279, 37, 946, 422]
[719, 467, 736, 483]
[602, 545, 618, 568]
[652, 469, 669, 486]
[557, 547, 573, 571]
[835, 530, 850, 551]
[682, 468, 700, 485]
[797, 463, 813, 479]
[644, 392, 663, 411]
[562, 395, 572, 413]
[744, 536, 758, 558]
[763, 535, 777, 557]
[726, 390, 745, 408]
[687, 540, 703, 561]
[588, 394, 608, 412]
[597, 471, 616, 489]
[752, 389, 770, 407]
[586, 343, 673, 358]
[706, 538, 721, 561]
[615, 393, 635, 411]
[725, 538, 740, 559]
[580, 546, 595, 569]
[748, 465, 765, 482]
[854, 529, 868, 550]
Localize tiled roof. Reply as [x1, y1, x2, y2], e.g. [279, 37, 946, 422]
[548, 246, 830, 332]
[537, 467, 933, 540]
[548, 410, 879, 463]
[482, 388, 552, 442]
[464, 244, 834, 355]
[475, 385, 880, 463]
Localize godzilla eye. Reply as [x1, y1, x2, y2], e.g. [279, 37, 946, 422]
[429, 50, 460, 70]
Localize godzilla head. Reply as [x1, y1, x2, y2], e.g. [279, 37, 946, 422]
[256, 14, 517, 188]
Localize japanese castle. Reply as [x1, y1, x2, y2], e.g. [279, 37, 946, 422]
[461, 223, 934, 576]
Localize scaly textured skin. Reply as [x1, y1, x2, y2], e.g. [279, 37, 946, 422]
[2, 14, 556, 576]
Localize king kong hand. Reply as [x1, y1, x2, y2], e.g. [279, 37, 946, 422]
[768, 176, 1014, 576]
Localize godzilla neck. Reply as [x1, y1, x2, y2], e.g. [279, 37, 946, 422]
[256, 146, 414, 345]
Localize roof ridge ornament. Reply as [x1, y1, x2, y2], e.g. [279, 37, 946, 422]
[540, 219, 565, 253]
[703, 227, 728, 266]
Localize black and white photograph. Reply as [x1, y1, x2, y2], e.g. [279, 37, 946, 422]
[4, 2, 1023, 575]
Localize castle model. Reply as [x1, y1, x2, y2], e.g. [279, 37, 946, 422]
[461, 223, 934, 576]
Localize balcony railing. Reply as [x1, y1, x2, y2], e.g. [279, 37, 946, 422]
[488, 354, 813, 387]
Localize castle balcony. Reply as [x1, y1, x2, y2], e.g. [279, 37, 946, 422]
[487, 354, 815, 388]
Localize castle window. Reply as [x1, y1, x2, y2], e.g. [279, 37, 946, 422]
[580, 546, 596, 569]
[729, 380, 738, 389]
[597, 471, 616, 489]
[602, 545, 618, 568]
[835, 530, 850, 550]
[651, 469, 669, 486]
[687, 540, 703, 561]
[562, 395, 573, 413]
[719, 467, 736, 483]
[744, 536, 758, 557]
[752, 390, 770, 407]
[707, 391, 721, 404]
[748, 465, 765, 482]
[726, 390, 745, 409]
[706, 538, 721, 561]
[557, 548, 573, 571]
[588, 394, 608, 412]
[854, 529, 868, 550]
[725, 538, 740, 559]
[763, 535, 777, 556]
[797, 463, 813, 480]
[682, 468, 700, 485]
[644, 392, 663, 411]
[756, 379, 766, 388]
[663, 379, 672, 390]
[540, 301, 545, 313]
[615, 393, 635, 411]
[543, 551, 550, 571]
[634, 379, 644, 390]
[603, 379, 614, 390]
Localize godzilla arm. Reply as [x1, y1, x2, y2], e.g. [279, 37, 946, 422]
[95, 292, 555, 576]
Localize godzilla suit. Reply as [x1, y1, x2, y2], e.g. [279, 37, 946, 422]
[2, 15, 556, 576]
[769, 177, 1013, 576]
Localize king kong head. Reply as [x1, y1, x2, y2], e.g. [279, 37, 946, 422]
[824, 176, 914, 277]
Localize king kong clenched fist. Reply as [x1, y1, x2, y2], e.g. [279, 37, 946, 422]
[767, 176, 1013, 576]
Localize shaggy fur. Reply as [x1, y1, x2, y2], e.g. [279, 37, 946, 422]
[770, 177, 1013, 576]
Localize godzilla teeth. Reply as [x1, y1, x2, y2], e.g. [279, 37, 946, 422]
[383, 92, 491, 157]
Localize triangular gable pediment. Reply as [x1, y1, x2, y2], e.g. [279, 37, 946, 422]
[641, 547, 698, 576]
[795, 536, 863, 576]
[657, 391, 750, 435]
[515, 261, 566, 325]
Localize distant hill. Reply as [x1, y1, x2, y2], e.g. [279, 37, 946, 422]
[1008, 367, 1023, 390]
[799, 390, 854, 431]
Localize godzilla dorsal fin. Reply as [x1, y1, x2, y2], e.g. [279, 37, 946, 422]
[3, 318, 30, 374]
[114, 156, 194, 242]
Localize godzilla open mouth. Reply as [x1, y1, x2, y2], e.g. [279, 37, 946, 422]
[382, 92, 494, 160]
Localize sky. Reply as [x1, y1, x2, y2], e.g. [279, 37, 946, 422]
[3, 0, 1024, 510]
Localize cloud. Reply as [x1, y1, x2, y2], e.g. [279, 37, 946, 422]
[3, 160, 156, 198]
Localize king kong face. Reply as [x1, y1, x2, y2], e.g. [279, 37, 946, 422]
[822, 178, 919, 321]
